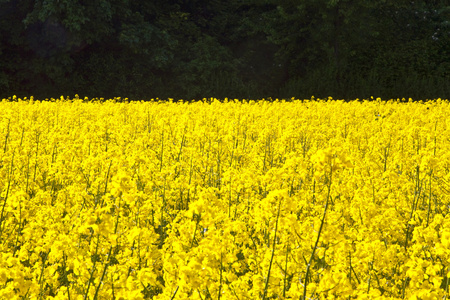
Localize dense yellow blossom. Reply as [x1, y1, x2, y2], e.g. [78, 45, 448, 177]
[0, 96, 449, 299]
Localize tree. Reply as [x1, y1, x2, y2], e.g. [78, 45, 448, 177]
[0, 0, 448, 99]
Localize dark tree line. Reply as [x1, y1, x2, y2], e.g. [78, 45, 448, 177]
[0, 0, 449, 100]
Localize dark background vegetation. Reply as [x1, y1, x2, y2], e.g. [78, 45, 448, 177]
[0, 0, 449, 100]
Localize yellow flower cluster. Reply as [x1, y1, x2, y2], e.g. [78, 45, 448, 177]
[0, 96, 449, 299]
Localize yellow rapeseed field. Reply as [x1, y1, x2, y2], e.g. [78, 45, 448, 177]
[1, 96, 450, 299]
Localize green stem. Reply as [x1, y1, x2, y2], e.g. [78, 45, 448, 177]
[302, 165, 332, 300]
[84, 234, 100, 299]
[3, 118, 10, 153]
[283, 244, 290, 298]
[262, 195, 282, 300]
[218, 252, 223, 300]
[93, 247, 112, 300]
[426, 169, 433, 227]
[0, 152, 14, 241]
[170, 286, 179, 300]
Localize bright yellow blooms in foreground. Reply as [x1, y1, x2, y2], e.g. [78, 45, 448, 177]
[1, 96, 450, 299]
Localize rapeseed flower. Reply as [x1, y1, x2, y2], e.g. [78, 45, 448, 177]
[0, 97, 449, 298]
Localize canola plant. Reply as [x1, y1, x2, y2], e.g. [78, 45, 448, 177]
[0, 96, 449, 299]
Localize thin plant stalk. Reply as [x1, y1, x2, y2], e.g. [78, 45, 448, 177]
[301, 164, 332, 300]
[262, 195, 283, 300]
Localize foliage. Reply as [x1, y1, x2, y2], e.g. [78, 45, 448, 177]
[0, 0, 449, 99]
